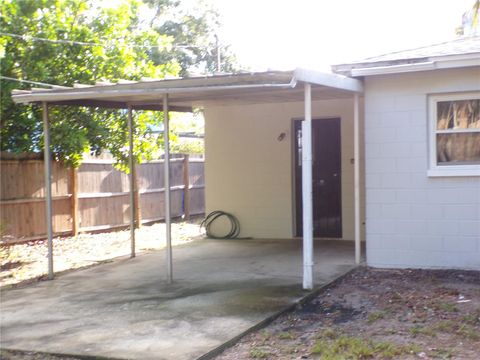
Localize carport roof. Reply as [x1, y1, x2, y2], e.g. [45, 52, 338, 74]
[11, 68, 363, 111]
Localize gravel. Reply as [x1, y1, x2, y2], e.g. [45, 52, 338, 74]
[1, 218, 204, 288]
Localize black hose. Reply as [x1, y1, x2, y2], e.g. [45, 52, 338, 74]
[200, 210, 241, 239]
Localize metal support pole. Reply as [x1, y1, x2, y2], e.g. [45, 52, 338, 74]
[163, 94, 173, 284]
[215, 34, 221, 72]
[42, 102, 54, 280]
[302, 83, 314, 290]
[354, 93, 361, 264]
[127, 105, 135, 258]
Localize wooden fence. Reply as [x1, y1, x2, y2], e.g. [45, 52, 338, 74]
[0, 155, 205, 243]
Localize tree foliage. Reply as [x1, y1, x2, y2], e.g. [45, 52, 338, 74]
[456, 0, 480, 36]
[145, 0, 236, 76]
[169, 111, 204, 154]
[0, 0, 233, 167]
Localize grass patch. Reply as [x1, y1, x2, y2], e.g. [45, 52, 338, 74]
[389, 292, 404, 303]
[430, 348, 454, 359]
[311, 336, 419, 359]
[438, 302, 459, 313]
[250, 346, 271, 359]
[367, 310, 387, 324]
[409, 325, 437, 338]
[258, 329, 271, 341]
[462, 308, 480, 325]
[376, 342, 421, 358]
[433, 320, 456, 332]
[319, 327, 341, 340]
[410, 320, 479, 341]
[458, 323, 480, 341]
[437, 287, 460, 296]
[311, 337, 374, 359]
[277, 331, 296, 340]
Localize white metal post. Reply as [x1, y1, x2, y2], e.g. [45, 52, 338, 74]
[163, 94, 173, 284]
[354, 93, 361, 264]
[127, 105, 135, 258]
[42, 102, 54, 280]
[302, 83, 314, 290]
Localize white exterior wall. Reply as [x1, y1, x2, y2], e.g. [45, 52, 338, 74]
[204, 98, 365, 240]
[364, 67, 480, 270]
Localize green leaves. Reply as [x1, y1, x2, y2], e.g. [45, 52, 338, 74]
[1, 0, 233, 169]
[0, 0, 177, 167]
[147, 0, 237, 76]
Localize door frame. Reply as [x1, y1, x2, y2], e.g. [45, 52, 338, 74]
[291, 116, 343, 239]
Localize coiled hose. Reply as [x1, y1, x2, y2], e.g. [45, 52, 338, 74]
[200, 210, 241, 239]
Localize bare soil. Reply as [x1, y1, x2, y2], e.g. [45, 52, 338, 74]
[0, 218, 204, 288]
[216, 267, 480, 360]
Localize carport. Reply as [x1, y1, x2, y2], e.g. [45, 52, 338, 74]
[12, 68, 364, 290]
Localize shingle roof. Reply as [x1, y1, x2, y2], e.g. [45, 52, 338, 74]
[361, 36, 480, 62]
[332, 36, 480, 76]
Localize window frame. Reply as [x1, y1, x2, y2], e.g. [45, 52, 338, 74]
[428, 91, 480, 177]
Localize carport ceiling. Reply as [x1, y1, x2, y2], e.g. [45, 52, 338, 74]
[12, 69, 362, 110]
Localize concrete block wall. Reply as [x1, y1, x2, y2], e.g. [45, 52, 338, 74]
[364, 67, 480, 270]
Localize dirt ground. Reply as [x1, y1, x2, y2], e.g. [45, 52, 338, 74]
[216, 267, 480, 360]
[0, 217, 204, 288]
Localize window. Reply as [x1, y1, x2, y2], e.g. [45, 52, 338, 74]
[428, 92, 480, 177]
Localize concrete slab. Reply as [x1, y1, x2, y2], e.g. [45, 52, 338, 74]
[1, 239, 358, 360]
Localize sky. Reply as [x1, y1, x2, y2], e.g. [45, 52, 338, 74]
[210, 0, 475, 71]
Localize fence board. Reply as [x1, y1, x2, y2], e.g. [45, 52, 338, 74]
[189, 187, 205, 216]
[1, 155, 205, 242]
[139, 188, 184, 222]
[189, 161, 205, 187]
[0, 160, 68, 200]
[1, 198, 71, 238]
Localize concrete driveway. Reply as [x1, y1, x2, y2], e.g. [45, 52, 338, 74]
[1, 239, 357, 360]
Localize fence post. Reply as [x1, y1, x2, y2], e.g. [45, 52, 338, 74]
[183, 154, 190, 220]
[70, 167, 79, 236]
[133, 164, 141, 229]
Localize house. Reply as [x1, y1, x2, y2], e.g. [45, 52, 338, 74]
[332, 36, 480, 270]
[204, 36, 480, 270]
[11, 36, 480, 289]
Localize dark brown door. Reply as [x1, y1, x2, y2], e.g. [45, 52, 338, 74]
[294, 118, 342, 238]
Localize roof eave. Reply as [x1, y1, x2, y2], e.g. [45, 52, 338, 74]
[11, 69, 364, 108]
[332, 52, 480, 77]
[12, 82, 298, 106]
[293, 68, 363, 92]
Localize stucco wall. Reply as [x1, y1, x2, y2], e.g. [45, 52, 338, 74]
[204, 98, 365, 240]
[364, 67, 480, 270]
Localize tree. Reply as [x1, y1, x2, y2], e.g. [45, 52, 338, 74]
[456, 0, 480, 36]
[144, 0, 237, 76]
[169, 111, 204, 154]
[0, 0, 180, 167]
[0, 0, 230, 168]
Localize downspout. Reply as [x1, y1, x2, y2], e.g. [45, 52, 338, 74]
[354, 93, 361, 264]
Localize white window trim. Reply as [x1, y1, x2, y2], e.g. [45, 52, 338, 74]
[428, 92, 480, 177]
